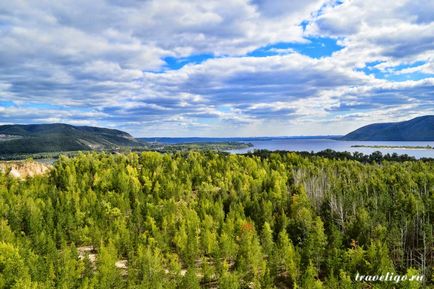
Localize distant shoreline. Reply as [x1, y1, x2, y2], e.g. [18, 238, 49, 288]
[351, 144, 434, 150]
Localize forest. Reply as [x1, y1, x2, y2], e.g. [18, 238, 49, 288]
[0, 151, 432, 288]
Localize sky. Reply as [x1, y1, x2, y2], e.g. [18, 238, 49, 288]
[0, 0, 433, 137]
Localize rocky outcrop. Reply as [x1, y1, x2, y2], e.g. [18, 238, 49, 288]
[0, 160, 52, 179]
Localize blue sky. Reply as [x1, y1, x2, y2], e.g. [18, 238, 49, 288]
[0, 0, 433, 136]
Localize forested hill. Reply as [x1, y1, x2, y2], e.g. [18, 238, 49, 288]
[0, 151, 432, 288]
[0, 123, 141, 154]
[341, 115, 434, 141]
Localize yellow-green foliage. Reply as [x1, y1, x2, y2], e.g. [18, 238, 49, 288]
[0, 152, 432, 288]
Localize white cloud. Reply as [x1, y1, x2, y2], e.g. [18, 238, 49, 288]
[307, 0, 434, 66]
[0, 0, 433, 136]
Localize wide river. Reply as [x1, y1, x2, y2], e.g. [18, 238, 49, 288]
[227, 139, 434, 159]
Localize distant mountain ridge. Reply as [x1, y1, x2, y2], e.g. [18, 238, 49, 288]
[342, 116, 434, 141]
[0, 123, 141, 154]
[137, 135, 340, 144]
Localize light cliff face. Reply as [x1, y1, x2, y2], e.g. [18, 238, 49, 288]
[0, 160, 52, 179]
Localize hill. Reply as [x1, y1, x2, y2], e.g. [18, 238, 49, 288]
[341, 115, 434, 141]
[0, 123, 141, 154]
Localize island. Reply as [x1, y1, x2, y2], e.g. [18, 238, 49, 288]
[351, 144, 434, 150]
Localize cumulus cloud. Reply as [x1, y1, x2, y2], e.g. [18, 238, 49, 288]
[307, 0, 434, 64]
[0, 0, 433, 136]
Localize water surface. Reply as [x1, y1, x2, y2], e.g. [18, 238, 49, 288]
[227, 139, 434, 159]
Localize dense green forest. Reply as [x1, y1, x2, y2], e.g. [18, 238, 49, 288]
[0, 151, 432, 288]
[0, 141, 252, 161]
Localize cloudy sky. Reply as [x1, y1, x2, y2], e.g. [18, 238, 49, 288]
[0, 0, 433, 136]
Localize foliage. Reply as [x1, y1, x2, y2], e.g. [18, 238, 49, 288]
[0, 151, 432, 288]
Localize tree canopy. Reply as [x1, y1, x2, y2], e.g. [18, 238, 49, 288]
[0, 151, 432, 288]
